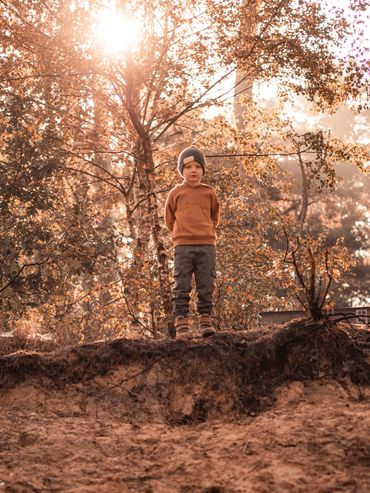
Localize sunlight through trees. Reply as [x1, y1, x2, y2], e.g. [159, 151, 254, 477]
[1, 0, 369, 341]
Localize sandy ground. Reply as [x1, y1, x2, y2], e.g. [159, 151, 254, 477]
[1, 323, 369, 492]
[0, 378, 369, 492]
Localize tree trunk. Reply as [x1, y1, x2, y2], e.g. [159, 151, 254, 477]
[233, 0, 259, 128]
[124, 54, 173, 336]
[139, 136, 173, 335]
[297, 153, 309, 234]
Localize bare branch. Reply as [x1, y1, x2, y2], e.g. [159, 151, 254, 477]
[62, 148, 131, 184]
[330, 313, 370, 329]
[206, 151, 317, 158]
[151, 66, 236, 142]
[129, 187, 171, 215]
[65, 167, 124, 194]
[0, 72, 97, 83]
[0, 259, 48, 294]
[308, 247, 316, 306]
[319, 249, 333, 311]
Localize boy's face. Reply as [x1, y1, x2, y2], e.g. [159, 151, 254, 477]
[182, 160, 203, 186]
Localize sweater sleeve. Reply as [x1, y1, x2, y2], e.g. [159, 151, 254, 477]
[164, 190, 176, 232]
[211, 190, 220, 228]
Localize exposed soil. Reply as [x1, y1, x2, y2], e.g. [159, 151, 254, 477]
[0, 321, 369, 493]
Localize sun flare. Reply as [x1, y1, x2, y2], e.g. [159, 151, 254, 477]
[95, 11, 139, 55]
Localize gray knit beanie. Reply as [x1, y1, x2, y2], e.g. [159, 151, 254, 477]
[177, 146, 206, 176]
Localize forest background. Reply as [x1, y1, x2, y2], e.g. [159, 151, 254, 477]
[1, 0, 369, 343]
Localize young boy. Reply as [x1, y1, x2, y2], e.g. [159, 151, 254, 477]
[164, 146, 220, 340]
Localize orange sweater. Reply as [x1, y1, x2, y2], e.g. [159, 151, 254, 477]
[164, 182, 220, 246]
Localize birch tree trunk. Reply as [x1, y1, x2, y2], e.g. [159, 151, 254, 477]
[124, 53, 173, 336]
[234, 0, 259, 128]
[297, 153, 309, 234]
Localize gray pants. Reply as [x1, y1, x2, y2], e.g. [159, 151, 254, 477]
[173, 245, 216, 317]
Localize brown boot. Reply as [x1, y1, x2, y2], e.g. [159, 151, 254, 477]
[199, 314, 216, 337]
[175, 316, 191, 340]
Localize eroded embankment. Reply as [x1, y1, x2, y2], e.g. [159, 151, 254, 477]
[0, 321, 369, 423]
